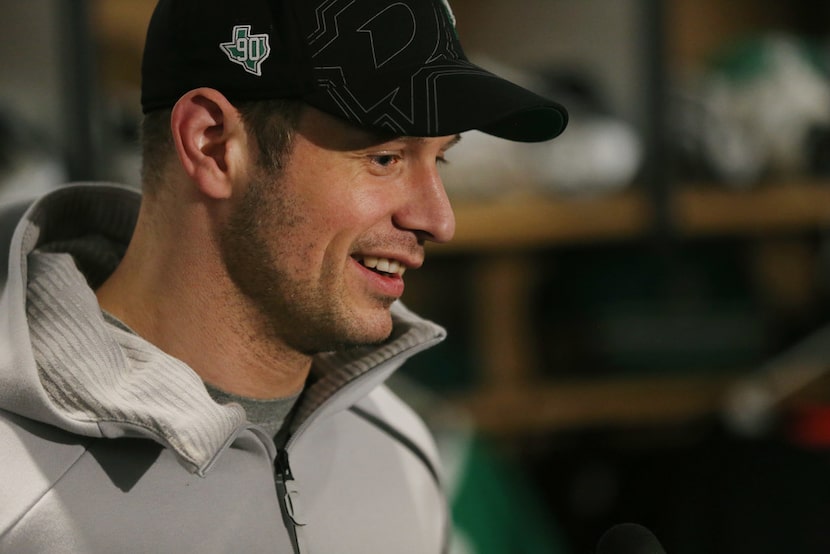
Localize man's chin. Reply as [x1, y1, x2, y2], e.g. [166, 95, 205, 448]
[339, 312, 395, 349]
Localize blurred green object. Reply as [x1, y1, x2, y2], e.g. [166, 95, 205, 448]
[388, 375, 570, 553]
[708, 34, 829, 83]
[450, 436, 571, 554]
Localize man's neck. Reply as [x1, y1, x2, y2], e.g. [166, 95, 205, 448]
[94, 206, 310, 399]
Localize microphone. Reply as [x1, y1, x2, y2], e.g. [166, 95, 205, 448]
[595, 523, 667, 554]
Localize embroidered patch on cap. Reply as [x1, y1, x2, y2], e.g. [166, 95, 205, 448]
[220, 25, 271, 76]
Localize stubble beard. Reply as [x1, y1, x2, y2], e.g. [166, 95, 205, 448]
[218, 172, 392, 356]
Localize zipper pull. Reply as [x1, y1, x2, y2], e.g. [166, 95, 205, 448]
[276, 448, 294, 481]
[275, 448, 305, 526]
[275, 448, 306, 553]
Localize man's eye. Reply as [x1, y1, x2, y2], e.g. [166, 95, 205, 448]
[371, 154, 398, 167]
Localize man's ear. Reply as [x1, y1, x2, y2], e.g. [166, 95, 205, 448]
[170, 88, 247, 200]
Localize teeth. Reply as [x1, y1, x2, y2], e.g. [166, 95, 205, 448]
[360, 256, 406, 276]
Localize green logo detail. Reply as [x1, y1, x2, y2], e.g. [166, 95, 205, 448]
[220, 25, 271, 76]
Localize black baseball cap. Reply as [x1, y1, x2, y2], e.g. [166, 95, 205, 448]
[141, 0, 568, 142]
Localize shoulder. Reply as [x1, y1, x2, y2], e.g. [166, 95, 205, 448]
[350, 384, 443, 480]
[0, 410, 89, 536]
[286, 385, 449, 553]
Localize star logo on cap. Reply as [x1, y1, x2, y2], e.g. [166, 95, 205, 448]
[220, 25, 271, 76]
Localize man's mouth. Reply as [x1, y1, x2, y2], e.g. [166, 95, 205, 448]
[356, 256, 406, 277]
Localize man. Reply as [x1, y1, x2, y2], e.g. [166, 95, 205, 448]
[0, 0, 566, 552]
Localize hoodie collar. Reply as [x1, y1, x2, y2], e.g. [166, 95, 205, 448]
[0, 184, 141, 434]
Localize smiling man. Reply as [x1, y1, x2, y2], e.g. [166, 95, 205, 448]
[0, 0, 566, 553]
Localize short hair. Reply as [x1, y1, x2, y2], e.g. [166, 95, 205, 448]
[139, 98, 303, 197]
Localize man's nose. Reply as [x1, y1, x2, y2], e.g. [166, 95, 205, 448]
[392, 166, 456, 244]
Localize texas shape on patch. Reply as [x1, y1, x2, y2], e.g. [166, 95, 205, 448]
[220, 25, 271, 76]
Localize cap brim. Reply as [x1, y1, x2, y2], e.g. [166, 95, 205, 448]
[304, 60, 568, 143]
[432, 64, 569, 142]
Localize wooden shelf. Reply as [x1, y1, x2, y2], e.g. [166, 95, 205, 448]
[451, 363, 830, 436]
[419, 179, 830, 435]
[433, 189, 652, 253]
[451, 373, 744, 435]
[432, 179, 830, 254]
[676, 180, 830, 236]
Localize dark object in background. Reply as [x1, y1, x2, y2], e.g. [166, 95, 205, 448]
[805, 124, 830, 177]
[596, 523, 667, 554]
[525, 423, 830, 554]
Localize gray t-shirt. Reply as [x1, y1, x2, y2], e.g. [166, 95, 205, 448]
[204, 383, 299, 438]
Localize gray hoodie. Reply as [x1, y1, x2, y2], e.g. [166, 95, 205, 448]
[0, 184, 449, 553]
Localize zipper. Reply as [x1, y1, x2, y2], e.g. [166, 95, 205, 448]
[274, 448, 303, 554]
[270, 320, 445, 552]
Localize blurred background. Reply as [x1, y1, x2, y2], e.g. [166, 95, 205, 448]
[4, 1, 830, 552]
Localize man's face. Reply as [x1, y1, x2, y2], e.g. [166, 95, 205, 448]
[220, 107, 458, 355]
